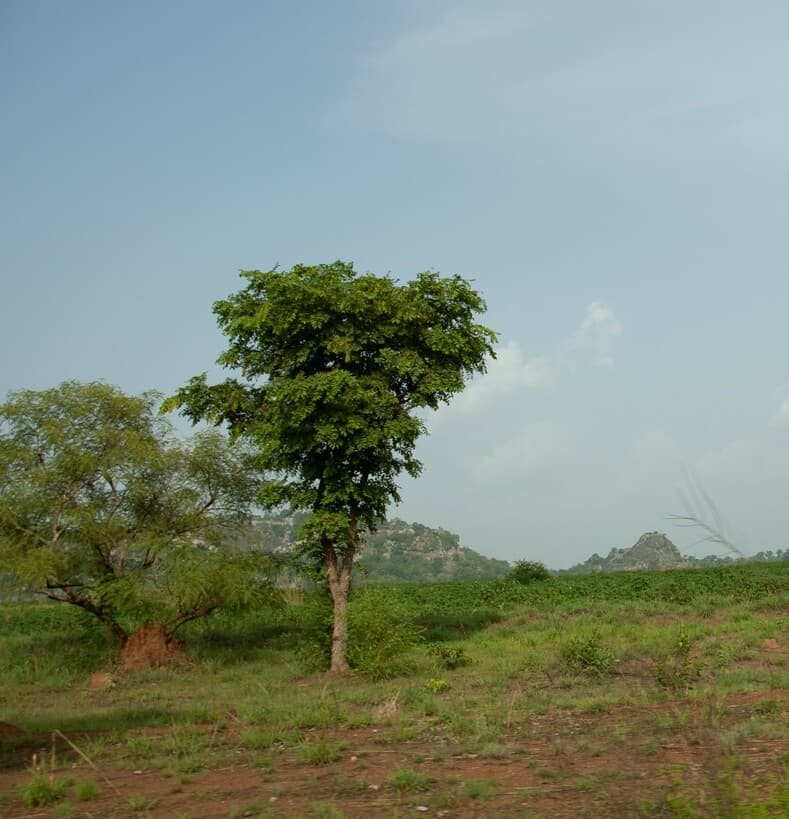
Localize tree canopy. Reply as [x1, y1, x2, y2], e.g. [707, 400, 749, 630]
[0, 381, 278, 643]
[165, 261, 497, 671]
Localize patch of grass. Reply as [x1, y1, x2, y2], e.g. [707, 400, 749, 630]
[655, 626, 704, 692]
[123, 732, 156, 762]
[313, 804, 347, 819]
[752, 698, 782, 715]
[462, 777, 499, 801]
[19, 774, 72, 808]
[74, 780, 98, 800]
[297, 738, 347, 765]
[387, 767, 435, 792]
[127, 793, 158, 812]
[55, 801, 74, 819]
[160, 723, 213, 771]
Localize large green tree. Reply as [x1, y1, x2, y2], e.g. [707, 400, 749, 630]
[165, 262, 496, 672]
[0, 381, 278, 645]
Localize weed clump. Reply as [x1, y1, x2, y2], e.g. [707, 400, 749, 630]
[559, 632, 616, 677]
[19, 775, 71, 809]
[429, 643, 471, 670]
[387, 767, 435, 792]
[655, 626, 704, 692]
[18, 753, 73, 809]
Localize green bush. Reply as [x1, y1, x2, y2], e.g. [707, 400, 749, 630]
[19, 775, 72, 808]
[655, 626, 704, 692]
[509, 560, 551, 584]
[347, 588, 423, 679]
[559, 632, 616, 677]
[429, 643, 471, 669]
[289, 592, 334, 672]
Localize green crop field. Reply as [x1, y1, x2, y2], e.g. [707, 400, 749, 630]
[1, 563, 787, 817]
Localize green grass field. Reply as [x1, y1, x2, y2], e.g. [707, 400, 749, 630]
[1, 564, 787, 817]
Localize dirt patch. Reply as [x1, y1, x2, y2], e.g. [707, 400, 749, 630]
[0, 722, 23, 739]
[120, 623, 188, 671]
[88, 671, 118, 690]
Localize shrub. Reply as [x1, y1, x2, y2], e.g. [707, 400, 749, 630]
[346, 588, 424, 679]
[297, 739, 347, 765]
[20, 774, 71, 808]
[655, 626, 704, 692]
[559, 632, 616, 677]
[387, 767, 435, 792]
[509, 560, 551, 584]
[429, 643, 471, 670]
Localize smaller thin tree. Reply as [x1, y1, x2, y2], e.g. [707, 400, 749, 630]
[165, 262, 497, 672]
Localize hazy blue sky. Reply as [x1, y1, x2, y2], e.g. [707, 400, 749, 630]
[2, 1, 788, 567]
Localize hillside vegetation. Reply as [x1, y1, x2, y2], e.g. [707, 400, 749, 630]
[246, 513, 513, 582]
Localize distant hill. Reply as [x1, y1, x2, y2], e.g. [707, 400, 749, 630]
[560, 531, 788, 574]
[245, 513, 512, 582]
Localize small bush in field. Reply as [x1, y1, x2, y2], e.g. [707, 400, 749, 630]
[429, 643, 471, 670]
[297, 739, 346, 765]
[425, 677, 452, 694]
[655, 626, 704, 692]
[346, 589, 424, 680]
[20, 774, 71, 808]
[560, 632, 616, 677]
[387, 767, 435, 792]
[509, 560, 551, 584]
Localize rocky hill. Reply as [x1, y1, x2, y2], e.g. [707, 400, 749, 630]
[244, 513, 511, 582]
[561, 531, 788, 574]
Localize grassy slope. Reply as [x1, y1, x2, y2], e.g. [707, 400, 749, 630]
[0, 564, 787, 817]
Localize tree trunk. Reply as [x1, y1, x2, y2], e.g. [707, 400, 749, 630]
[325, 540, 355, 673]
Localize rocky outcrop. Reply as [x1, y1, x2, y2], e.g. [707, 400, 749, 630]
[562, 532, 688, 574]
[243, 514, 511, 582]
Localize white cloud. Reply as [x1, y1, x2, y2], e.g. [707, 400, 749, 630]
[570, 301, 622, 368]
[476, 421, 573, 483]
[439, 300, 621, 419]
[450, 341, 554, 415]
[771, 398, 789, 426]
[346, 4, 789, 161]
[372, 6, 538, 66]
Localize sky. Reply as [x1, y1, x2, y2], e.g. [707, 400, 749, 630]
[2, 1, 788, 567]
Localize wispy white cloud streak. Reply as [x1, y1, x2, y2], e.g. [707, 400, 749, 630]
[449, 299, 622, 416]
[771, 398, 789, 426]
[347, 2, 789, 160]
[570, 301, 622, 368]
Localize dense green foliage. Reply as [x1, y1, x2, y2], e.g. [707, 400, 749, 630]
[0, 381, 279, 641]
[165, 261, 497, 670]
[354, 563, 789, 618]
[509, 559, 551, 584]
